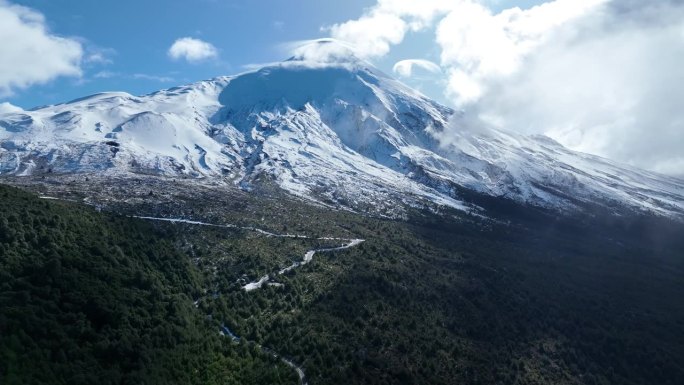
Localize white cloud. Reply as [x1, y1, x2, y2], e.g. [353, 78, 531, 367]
[327, 0, 684, 176]
[85, 53, 110, 64]
[438, 0, 684, 175]
[84, 47, 115, 66]
[374, 0, 454, 24]
[132, 73, 174, 82]
[393, 59, 441, 77]
[93, 71, 174, 83]
[168, 37, 218, 63]
[0, 101, 23, 113]
[324, 0, 472, 59]
[93, 70, 116, 79]
[435, 0, 608, 106]
[286, 38, 363, 63]
[0, 1, 83, 96]
[327, 12, 408, 58]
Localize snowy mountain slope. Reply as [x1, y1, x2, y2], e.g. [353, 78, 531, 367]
[1, 40, 682, 217]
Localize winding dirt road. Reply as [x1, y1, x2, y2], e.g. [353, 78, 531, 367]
[135, 215, 365, 385]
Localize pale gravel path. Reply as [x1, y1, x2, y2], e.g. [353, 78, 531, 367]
[131, 215, 364, 291]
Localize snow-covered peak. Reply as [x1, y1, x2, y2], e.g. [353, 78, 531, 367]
[1, 57, 682, 218]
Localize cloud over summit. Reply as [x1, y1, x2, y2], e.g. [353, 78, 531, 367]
[328, 0, 684, 176]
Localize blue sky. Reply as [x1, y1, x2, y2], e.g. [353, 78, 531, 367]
[4, 0, 373, 108]
[1, 0, 682, 175]
[3, 0, 543, 109]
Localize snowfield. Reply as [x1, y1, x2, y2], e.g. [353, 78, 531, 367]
[2, 40, 683, 217]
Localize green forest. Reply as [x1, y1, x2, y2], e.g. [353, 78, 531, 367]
[1, 182, 683, 385]
[0, 185, 297, 385]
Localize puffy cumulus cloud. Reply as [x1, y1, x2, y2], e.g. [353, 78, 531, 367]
[0, 1, 83, 96]
[328, 0, 684, 176]
[168, 37, 218, 63]
[441, 0, 684, 176]
[325, 0, 455, 58]
[393, 59, 441, 77]
[436, 0, 608, 105]
[327, 0, 606, 88]
[327, 13, 407, 58]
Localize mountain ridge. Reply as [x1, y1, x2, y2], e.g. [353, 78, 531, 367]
[1, 40, 682, 218]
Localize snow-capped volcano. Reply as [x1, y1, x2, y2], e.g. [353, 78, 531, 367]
[1, 40, 683, 217]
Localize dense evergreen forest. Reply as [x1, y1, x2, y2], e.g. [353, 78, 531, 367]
[189, 203, 684, 385]
[0, 185, 297, 385]
[1, 182, 683, 385]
